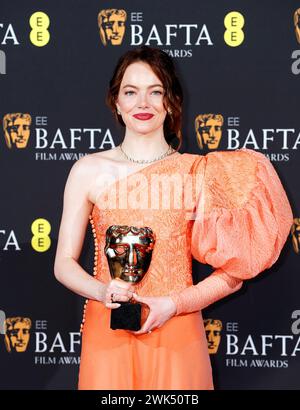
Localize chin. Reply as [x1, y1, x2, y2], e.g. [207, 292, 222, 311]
[136, 127, 156, 134]
[130, 126, 157, 134]
[131, 123, 163, 134]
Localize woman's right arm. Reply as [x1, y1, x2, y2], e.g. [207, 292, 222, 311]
[53, 155, 106, 301]
[53, 155, 134, 307]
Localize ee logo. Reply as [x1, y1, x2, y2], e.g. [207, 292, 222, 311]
[29, 11, 50, 47]
[31, 218, 51, 252]
[224, 11, 245, 47]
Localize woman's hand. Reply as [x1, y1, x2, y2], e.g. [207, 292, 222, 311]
[128, 293, 177, 335]
[100, 278, 134, 309]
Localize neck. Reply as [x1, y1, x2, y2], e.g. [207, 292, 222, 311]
[121, 128, 170, 159]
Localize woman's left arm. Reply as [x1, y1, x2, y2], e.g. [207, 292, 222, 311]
[130, 148, 294, 334]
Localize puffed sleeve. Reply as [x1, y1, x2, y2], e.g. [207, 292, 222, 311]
[170, 148, 293, 315]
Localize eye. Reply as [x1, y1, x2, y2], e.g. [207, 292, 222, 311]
[151, 90, 163, 95]
[201, 126, 210, 133]
[115, 246, 126, 254]
[112, 245, 127, 255]
[137, 248, 146, 256]
[134, 244, 146, 255]
[124, 91, 135, 96]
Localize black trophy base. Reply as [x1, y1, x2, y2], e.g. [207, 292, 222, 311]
[110, 301, 142, 330]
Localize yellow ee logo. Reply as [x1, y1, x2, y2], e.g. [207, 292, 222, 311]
[224, 11, 244, 47]
[29, 12, 50, 47]
[31, 218, 51, 252]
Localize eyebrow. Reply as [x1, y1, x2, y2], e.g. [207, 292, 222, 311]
[122, 84, 164, 89]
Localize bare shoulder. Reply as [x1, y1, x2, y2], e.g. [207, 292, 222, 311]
[70, 147, 119, 175]
[73, 147, 126, 204]
[79, 147, 124, 168]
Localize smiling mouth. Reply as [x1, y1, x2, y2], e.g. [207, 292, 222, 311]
[133, 114, 154, 121]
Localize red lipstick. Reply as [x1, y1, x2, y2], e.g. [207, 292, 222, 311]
[133, 113, 154, 120]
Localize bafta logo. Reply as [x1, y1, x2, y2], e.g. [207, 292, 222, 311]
[204, 319, 222, 354]
[294, 8, 300, 44]
[4, 317, 32, 353]
[291, 218, 300, 254]
[3, 113, 32, 149]
[98, 9, 127, 46]
[195, 114, 224, 150]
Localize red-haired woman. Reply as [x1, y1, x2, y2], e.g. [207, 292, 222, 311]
[54, 46, 293, 390]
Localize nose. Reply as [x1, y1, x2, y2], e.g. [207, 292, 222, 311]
[137, 92, 150, 109]
[112, 22, 119, 33]
[207, 332, 214, 342]
[128, 245, 138, 266]
[209, 127, 215, 137]
[17, 125, 23, 136]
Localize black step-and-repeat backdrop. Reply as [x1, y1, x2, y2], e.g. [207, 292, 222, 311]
[1, 0, 299, 390]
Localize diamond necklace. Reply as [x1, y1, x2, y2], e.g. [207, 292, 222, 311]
[118, 142, 176, 164]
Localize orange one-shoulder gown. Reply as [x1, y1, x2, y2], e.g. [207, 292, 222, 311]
[78, 149, 293, 390]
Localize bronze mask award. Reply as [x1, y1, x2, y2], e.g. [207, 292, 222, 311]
[104, 225, 156, 331]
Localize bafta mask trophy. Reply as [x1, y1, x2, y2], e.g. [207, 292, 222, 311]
[104, 225, 156, 330]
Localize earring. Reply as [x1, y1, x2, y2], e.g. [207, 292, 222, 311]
[168, 108, 173, 115]
[117, 107, 121, 115]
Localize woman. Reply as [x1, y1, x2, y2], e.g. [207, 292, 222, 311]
[54, 45, 293, 390]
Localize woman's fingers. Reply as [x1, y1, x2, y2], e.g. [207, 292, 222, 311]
[131, 293, 151, 306]
[130, 315, 155, 335]
[107, 288, 133, 301]
[112, 278, 134, 291]
[103, 279, 135, 309]
[104, 288, 134, 308]
[110, 293, 132, 303]
[107, 281, 134, 297]
[105, 301, 121, 309]
[114, 287, 133, 297]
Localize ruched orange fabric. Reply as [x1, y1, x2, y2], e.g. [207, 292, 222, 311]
[78, 148, 293, 389]
[170, 148, 293, 315]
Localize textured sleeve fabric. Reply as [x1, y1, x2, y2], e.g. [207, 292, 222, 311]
[170, 148, 294, 315]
